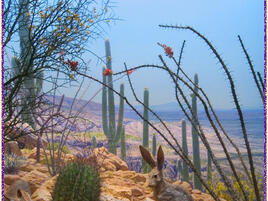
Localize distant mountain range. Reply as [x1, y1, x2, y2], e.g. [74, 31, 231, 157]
[44, 95, 263, 115]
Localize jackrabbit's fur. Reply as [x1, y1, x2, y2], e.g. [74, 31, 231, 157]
[4, 180, 32, 201]
[140, 145, 194, 201]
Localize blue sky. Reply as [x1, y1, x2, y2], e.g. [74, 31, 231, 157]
[56, 0, 264, 109]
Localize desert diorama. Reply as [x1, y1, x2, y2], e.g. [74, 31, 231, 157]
[3, 0, 264, 201]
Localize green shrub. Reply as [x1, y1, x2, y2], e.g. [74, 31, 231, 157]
[47, 142, 70, 154]
[4, 153, 26, 174]
[52, 162, 100, 201]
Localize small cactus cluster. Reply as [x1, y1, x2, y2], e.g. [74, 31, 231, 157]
[52, 162, 100, 201]
[102, 39, 125, 155]
[92, 136, 97, 149]
[121, 127, 126, 161]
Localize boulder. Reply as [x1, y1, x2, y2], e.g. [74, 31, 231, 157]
[4, 141, 22, 156]
[87, 147, 129, 172]
[21, 170, 49, 194]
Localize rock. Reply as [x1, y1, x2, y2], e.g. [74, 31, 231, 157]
[100, 193, 130, 201]
[18, 134, 48, 150]
[21, 170, 49, 194]
[31, 176, 57, 201]
[192, 189, 202, 194]
[4, 141, 22, 156]
[19, 159, 50, 176]
[28, 148, 75, 167]
[87, 147, 129, 172]
[131, 187, 143, 196]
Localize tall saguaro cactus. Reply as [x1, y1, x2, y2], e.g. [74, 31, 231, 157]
[102, 39, 125, 155]
[152, 133, 157, 157]
[13, 0, 44, 129]
[142, 88, 151, 173]
[181, 119, 189, 182]
[121, 127, 126, 161]
[207, 151, 212, 184]
[191, 74, 202, 190]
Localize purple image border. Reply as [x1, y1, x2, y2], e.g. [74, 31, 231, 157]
[2, 0, 4, 200]
[1, 1, 267, 201]
[264, 1, 267, 201]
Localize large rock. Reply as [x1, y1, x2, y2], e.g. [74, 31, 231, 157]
[4, 120, 48, 149]
[21, 170, 49, 194]
[4, 141, 22, 156]
[28, 148, 75, 167]
[87, 147, 129, 172]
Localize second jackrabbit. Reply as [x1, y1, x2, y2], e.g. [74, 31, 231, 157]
[140, 145, 194, 201]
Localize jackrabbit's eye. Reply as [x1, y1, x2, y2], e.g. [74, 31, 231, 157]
[153, 175, 157, 178]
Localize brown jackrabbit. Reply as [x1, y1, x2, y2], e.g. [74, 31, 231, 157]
[139, 145, 194, 201]
[4, 180, 32, 201]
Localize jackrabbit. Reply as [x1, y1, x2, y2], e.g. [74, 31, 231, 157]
[4, 180, 32, 201]
[139, 145, 194, 201]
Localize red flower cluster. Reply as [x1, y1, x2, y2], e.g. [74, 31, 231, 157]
[158, 43, 174, 58]
[164, 46, 173, 58]
[67, 59, 78, 71]
[103, 68, 113, 76]
[127, 69, 135, 75]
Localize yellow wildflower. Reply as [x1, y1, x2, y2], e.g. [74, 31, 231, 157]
[69, 74, 74, 80]
[67, 16, 72, 21]
[40, 11, 44, 19]
[67, 9, 71, 14]
[106, 20, 110, 23]
[57, 17, 62, 22]
[107, 56, 112, 62]
[27, 12, 30, 17]
[56, 33, 61, 37]
[86, 30, 90, 35]
[80, 22, 84, 27]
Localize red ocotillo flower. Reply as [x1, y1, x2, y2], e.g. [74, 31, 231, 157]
[127, 69, 135, 75]
[164, 46, 173, 58]
[103, 68, 113, 76]
[158, 43, 174, 58]
[67, 59, 78, 71]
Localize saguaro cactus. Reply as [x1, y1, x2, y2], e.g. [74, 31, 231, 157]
[121, 127, 126, 161]
[181, 119, 189, 182]
[177, 159, 183, 180]
[207, 151, 212, 184]
[191, 73, 202, 190]
[152, 133, 157, 157]
[102, 39, 124, 155]
[13, 0, 44, 129]
[92, 136, 97, 149]
[142, 88, 151, 173]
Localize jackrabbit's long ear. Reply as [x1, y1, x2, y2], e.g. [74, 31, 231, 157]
[157, 146, 164, 170]
[139, 145, 156, 168]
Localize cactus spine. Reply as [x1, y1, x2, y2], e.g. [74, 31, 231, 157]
[152, 133, 156, 157]
[92, 136, 96, 149]
[191, 73, 202, 190]
[181, 119, 189, 182]
[142, 88, 151, 173]
[121, 127, 126, 161]
[102, 39, 124, 155]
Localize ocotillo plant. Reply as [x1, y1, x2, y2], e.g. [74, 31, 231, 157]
[152, 133, 157, 157]
[142, 88, 151, 173]
[181, 119, 189, 182]
[121, 127, 126, 161]
[102, 39, 125, 155]
[191, 73, 202, 190]
[92, 136, 97, 149]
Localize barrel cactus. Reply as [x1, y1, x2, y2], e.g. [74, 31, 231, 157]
[52, 162, 100, 201]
